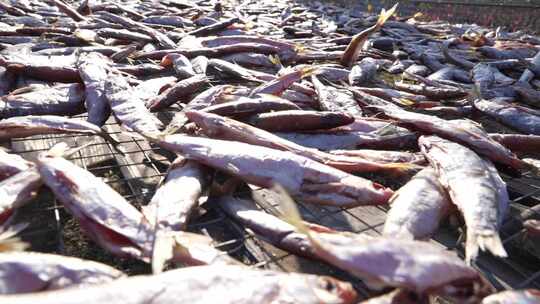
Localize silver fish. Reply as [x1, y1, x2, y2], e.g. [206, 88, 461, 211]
[0, 252, 124, 294]
[0, 265, 357, 304]
[383, 167, 451, 240]
[419, 135, 509, 263]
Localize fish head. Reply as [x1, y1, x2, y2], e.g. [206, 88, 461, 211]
[185, 110, 225, 136]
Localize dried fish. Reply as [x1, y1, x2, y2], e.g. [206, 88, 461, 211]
[0, 265, 357, 304]
[148, 75, 208, 111]
[419, 135, 509, 263]
[0, 169, 42, 226]
[77, 52, 111, 126]
[0, 252, 124, 294]
[187, 110, 415, 174]
[279, 189, 484, 300]
[0, 84, 85, 119]
[383, 168, 451, 240]
[142, 158, 209, 231]
[373, 105, 526, 170]
[147, 133, 394, 207]
[247, 110, 354, 132]
[36, 151, 155, 261]
[0, 150, 32, 181]
[0, 115, 102, 140]
[340, 5, 397, 67]
[474, 98, 540, 135]
[105, 74, 163, 135]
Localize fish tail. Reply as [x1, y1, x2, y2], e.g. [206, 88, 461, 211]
[381, 162, 422, 174]
[0, 223, 29, 252]
[272, 184, 310, 235]
[298, 66, 319, 78]
[465, 230, 507, 265]
[375, 3, 398, 29]
[151, 231, 174, 274]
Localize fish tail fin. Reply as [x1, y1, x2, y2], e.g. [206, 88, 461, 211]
[0, 223, 29, 252]
[465, 230, 507, 265]
[375, 3, 398, 29]
[151, 231, 174, 274]
[299, 66, 319, 78]
[272, 184, 309, 235]
[382, 162, 422, 175]
[45, 140, 96, 158]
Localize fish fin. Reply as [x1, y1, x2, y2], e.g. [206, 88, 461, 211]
[375, 3, 398, 30]
[272, 184, 309, 235]
[151, 231, 174, 274]
[298, 65, 320, 78]
[465, 230, 507, 265]
[46, 142, 71, 157]
[0, 222, 29, 252]
[393, 97, 416, 106]
[381, 162, 423, 175]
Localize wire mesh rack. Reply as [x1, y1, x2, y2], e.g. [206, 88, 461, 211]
[5, 111, 540, 300]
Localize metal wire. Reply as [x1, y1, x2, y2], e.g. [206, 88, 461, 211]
[7, 116, 540, 297]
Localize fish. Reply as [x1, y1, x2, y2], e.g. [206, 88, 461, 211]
[201, 95, 301, 117]
[142, 158, 209, 232]
[147, 75, 208, 111]
[311, 75, 363, 115]
[0, 252, 124, 294]
[146, 133, 394, 207]
[160, 54, 196, 79]
[77, 52, 111, 126]
[474, 98, 540, 135]
[36, 148, 156, 261]
[0, 54, 81, 83]
[419, 135, 509, 263]
[187, 17, 241, 36]
[0, 265, 357, 304]
[218, 195, 319, 259]
[0, 169, 42, 227]
[250, 66, 316, 97]
[105, 73, 163, 135]
[482, 289, 540, 304]
[0, 115, 103, 140]
[349, 57, 378, 85]
[277, 187, 486, 300]
[0, 150, 32, 181]
[0, 84, 85, 119]
[383, 167, 452, 239]
[329, 149, 426, 165]
[187, 110, 416, 174]
[489, 133, 540, 153]
[247, 110, 355, 132]
[340, 4, 397, 67]
[373, 105, 527, 170]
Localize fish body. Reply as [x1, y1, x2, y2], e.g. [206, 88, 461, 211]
[77, 52, 111, 126]
[0, 252, 124, 294]
[36, 153, 155, 260]
[0, 265, 357, 304]
[383, 168, 451, 239]
[149, 134, 393, 207]
[0, 84, 85, 119]
[143, 159, 209, 231]
[0, 169, 42, 226]
[474, 98, 540, 135]
[0, 115, 102, 140]
[105, 74, 163, 135]
[419, 135, 509, 263]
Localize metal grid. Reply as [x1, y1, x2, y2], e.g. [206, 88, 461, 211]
[6, 114, 540, 298]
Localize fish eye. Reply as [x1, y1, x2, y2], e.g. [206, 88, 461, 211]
[319, 278, 337, 292]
